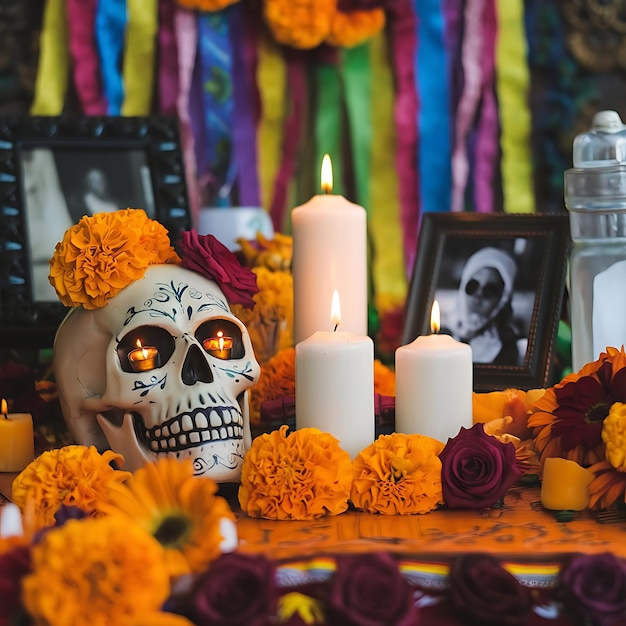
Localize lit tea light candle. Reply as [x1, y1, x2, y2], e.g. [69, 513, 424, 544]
[292, 154, 368, 344]
[0, 398, 34, 472]
[128, 340, 160, 372]
[395, 301, 473, 442]
[204, 330, 234, 359]
[295, 290, 375, 458]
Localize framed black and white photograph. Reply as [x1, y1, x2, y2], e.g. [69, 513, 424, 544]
[402, 213, 571, 391]
[0, 116, 192, 349]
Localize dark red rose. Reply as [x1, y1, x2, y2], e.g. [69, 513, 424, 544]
[191, 551, 277, 626]
[179, 230, 259, 309]
[448, 553, 533, 625]
[327, 552, 417, 626]
[439, 423, 522, 509]
[559, 552, 626, 624]
[0, 544, 31, 626]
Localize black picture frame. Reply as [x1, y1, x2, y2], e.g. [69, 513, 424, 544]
[402, 213, 571, 392]
[0, 116, 192, 349]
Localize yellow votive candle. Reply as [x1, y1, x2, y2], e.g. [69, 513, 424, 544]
[0, 410, 35, 472]
[541, 457, 594, 511]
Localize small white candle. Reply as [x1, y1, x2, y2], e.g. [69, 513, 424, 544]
[295, 291, 375, 458]
[395, 301, 473, 442]
[291, 154, 368, 344]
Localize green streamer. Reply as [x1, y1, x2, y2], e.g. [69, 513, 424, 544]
[341, 43, 372, 212]
[313, 62, 345, 196]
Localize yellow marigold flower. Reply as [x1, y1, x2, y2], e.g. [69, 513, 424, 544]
[101, 457, 234, 576]
[49, 208, 180, 309]
[232, 268, 294, 363]
[602, 402, 626, 471]
[263, 0, 335, 49]
[277, 592, 325, 624]
[351, 433, 445, 515]
[11, 445, 130, 530]
[326, 7, 385, 48]
[239, 424, 352, 520]
[22, 516, 173, 626]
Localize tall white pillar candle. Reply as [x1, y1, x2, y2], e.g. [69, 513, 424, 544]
[395, 302, 473, 443]
[296, 292, 375, 458]
[291, 155, 368, 344]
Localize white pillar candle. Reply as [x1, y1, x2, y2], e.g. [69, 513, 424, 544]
[296, 291, 375, 458]
[395, 302, 473, 443]
[291, 155, 368, 344]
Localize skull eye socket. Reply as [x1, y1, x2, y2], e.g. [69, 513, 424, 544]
[117, 326, 175, 373]
[196, 319, 244, 360]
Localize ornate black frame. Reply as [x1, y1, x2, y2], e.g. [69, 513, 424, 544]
[402, 213, 571, 392]
[0, 116, 192, 349]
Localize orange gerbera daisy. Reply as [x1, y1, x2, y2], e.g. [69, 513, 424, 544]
[528, 347, 626, 468]
[100, 457, 234, 577]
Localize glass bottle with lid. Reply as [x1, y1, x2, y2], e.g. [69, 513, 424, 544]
[565, 110, 626, 370]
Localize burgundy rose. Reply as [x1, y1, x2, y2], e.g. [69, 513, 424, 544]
[559, 552, 626, 624]
[0, 544, 31, 626]
[327, 552, 417, 626]
[439, 423, 522, 509]
[448, 553, 533, 625]
[191, 551, 277, 626]
[179, 230, 259, 309]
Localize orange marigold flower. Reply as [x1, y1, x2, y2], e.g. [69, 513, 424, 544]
[326, 7, 385, 48]
[263, 0, 335, 49]
[249, 348, 296, 423]
[528, 347, 626, 468]
[239, 424, 352, 520]
[49, 208, 180, 310]
[11, 445, 130, 530]
[22, 516, 175, 626]
[373, 359, 395, 396]
[100, 457, 234, 577]
[351, 432, 444, 515]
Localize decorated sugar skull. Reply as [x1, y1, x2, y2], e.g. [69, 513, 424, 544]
[51, 209, 260, 482]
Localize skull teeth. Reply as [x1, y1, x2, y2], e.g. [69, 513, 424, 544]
[147, 406, 243, 452]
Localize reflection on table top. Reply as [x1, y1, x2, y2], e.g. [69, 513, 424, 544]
[2, 475, 626, 565]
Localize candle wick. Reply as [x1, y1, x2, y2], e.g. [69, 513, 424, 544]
[333, 323, 338, 332]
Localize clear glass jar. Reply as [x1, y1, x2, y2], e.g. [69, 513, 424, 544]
[566, 111, 626, 370]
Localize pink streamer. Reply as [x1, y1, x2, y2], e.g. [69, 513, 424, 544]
[269, 51, 306, 232]
[474, 0, 498, 213]
[158, 0, 179, 115]
[67, 0, 107, 115]
[175, 8, 200, 225]
[450, 0, 484, 213]
[389, 0, 420, 275]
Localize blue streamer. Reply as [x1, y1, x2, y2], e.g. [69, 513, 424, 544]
[197, 9, 234, 204]
[95, 0, 127, 115]
[414, 0, 451, 213]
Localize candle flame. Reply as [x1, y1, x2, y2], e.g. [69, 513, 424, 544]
[430, 300, 441, 334]
[321, 154, 333, 194]
[331, 289, 341, 330]
[135, 339, 149, 359]
[0, 398, 6, 416]
[217, 330, 224, 351]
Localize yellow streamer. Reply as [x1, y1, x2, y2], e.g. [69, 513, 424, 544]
[256, 30, 287, 212]
[495, 0, 534, 213]
[369, 31, 407, 313]
[121, 0, 159, 116]
[30, 0, 69, 115]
